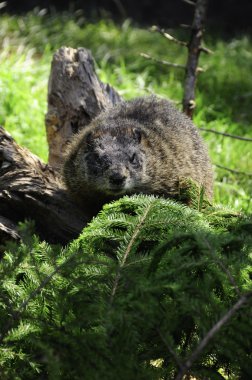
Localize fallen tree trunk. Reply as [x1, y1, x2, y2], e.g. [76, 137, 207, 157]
[0, 126, 87, 244]
[0, 216, 20, 250]
[0, 47, 122, 245]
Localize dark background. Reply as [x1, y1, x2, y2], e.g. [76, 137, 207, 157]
[3, 0, 252, 35]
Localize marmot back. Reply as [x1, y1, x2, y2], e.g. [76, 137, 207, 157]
[63, 96, 213, 217]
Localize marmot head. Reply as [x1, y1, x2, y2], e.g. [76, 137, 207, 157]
[73, 121, 148, 195]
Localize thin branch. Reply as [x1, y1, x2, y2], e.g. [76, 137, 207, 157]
[140, 53, 186, 70]
[180, 24, 191, 29]
[200, 127, 252, 142]
[174, 292, 252, 380]
[182, 0, 196, 6]
[156, 328, 184, 371]
[110, 203, 152, 304]
[200, 45, 214, 54]
[215, 164, 252, 177]
[213, 258, 241, 296]
[112, 0, 127, 18]
[0, 2, 7, 10]
[151, 26, 188, 48]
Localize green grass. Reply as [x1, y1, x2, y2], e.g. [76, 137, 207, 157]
[0, 9, 251, 211]
[0, 50, 49, 160]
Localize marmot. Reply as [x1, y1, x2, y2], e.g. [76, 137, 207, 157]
[63, 96, 213, 217]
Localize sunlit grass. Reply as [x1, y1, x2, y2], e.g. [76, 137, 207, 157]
[0, 10, 251, 211]
[0, 48, 49, 161]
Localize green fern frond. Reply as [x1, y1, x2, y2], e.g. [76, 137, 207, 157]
[0, 195, 251, 379]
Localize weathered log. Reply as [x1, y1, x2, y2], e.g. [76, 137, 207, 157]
[0, 47, 122, 245]
[45, 47, 122, 170]
[0, 127, 88, 244]
[0, 216, 20, 252]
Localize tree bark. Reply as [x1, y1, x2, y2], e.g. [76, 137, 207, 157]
[0, 47, 122, 245]
[183, 0, 208, 118]
[45, 47, 121, 170]
[0, 126, 88, 244]
[0, 216, 20, 252]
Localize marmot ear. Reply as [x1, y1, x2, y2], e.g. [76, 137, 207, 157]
[133, 128, 142, 143]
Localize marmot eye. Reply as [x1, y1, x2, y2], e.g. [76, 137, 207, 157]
[129, 153, 137, 164]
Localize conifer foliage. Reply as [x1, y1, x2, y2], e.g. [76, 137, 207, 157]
[0, 195, 251, 379]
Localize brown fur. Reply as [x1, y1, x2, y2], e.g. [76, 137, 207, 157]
[63, 96, 213, 217]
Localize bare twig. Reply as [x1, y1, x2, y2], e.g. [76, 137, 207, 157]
[140, 53, 186, 69]
[215, 164, 252, 177]
[200, 127, 252, 142]
[112, 0, 127, 18]
[200, 45, 214, 54]
[151, 26, 188, 48]
[180, 24, 191, 29]
[157, 328, 184, 371]
[0, 2, 7, 10]
[150, 2, 212, 118]
[182, 0, 196, 6]
[214, 258, 241, 296]
[174, 292, 252, 380]
[141, 53, 205, 72]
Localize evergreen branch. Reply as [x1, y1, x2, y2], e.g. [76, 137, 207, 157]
[213, 257, 241, 296]
[110, 203, 152, 304]
[174, 291, 252, 380]
[124, 257, 151, 268]
[215, 164, 252, 177]
[203, 237, 241, 296]
[18, 250, 82, 312]
[199, 127, 252, 141]
[0, 249, 82, 345]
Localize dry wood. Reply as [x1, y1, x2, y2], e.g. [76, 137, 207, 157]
[151, 25, 188, 47]
[183, 0, 208, 118]
[45, 47, 121, 170]
[0, 126, 89, 244]
[140, 53, 186, 70]
[0, 47, 124, 246]
[0, 216, 20, 251]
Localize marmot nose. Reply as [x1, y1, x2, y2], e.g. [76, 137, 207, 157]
[109, 173, 126, 186]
